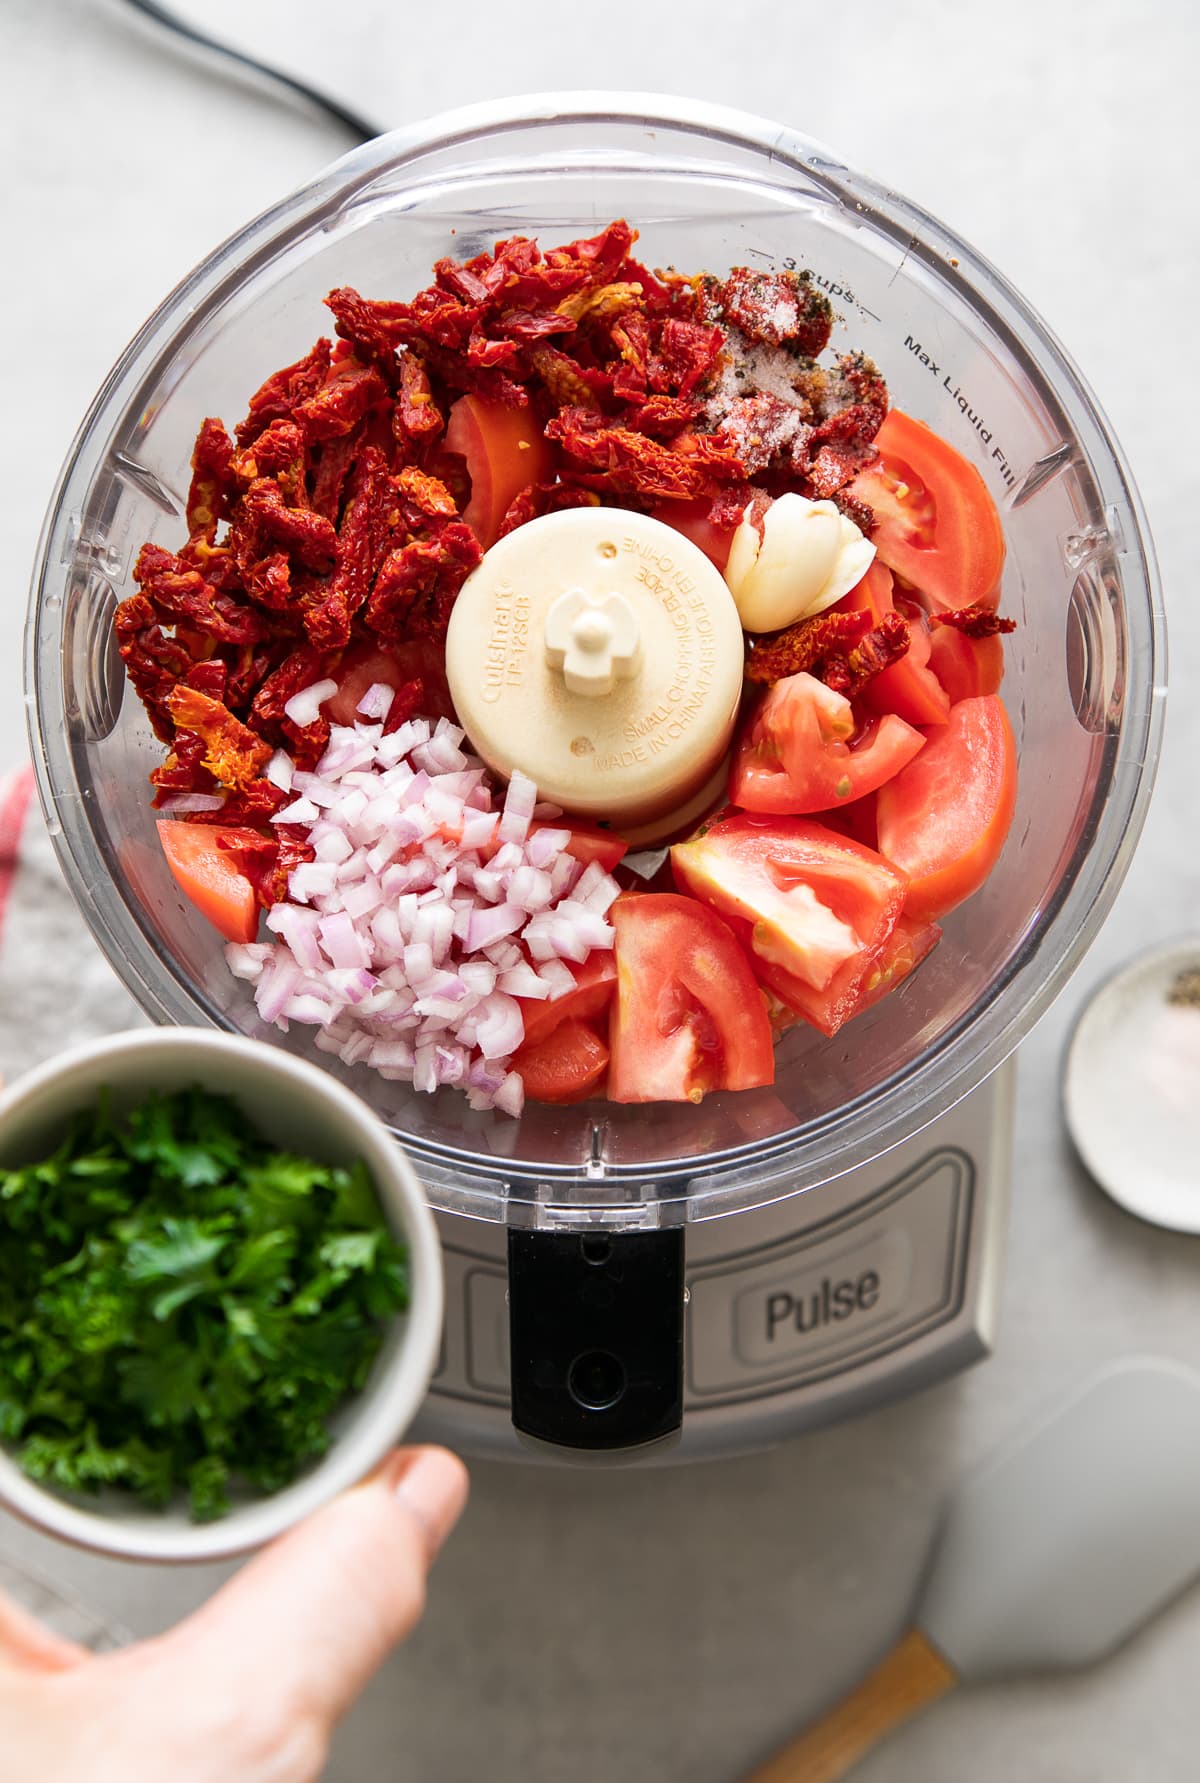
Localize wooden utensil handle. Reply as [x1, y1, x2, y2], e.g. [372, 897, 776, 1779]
[741, 1628, 957, 1783]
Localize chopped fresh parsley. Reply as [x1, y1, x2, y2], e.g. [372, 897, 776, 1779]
[0, 1086, 409, 1522]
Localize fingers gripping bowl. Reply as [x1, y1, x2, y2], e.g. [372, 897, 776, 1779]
[28, 97, 1162, 1240]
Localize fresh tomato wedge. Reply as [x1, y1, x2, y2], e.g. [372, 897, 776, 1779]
[514, 1018, 610, 1105]
[518, 949, 619, 1049]
[851, 914, 942, 1019]
[444, 394, 552, 550]
[730, 672, 925, 815]
[927, 623, 1005, 703]
[840, 562, 950, 727]
[527, 821, 627, 873]
[671, 812, 908, 1035]
[849, 409, 1005, 612]
[322, 638, 455, 726]
[158, 822, 260, 943]
[876, 695, 1017, 922]
[651, 499, 734, 571]
[608, 894, 774, 1103]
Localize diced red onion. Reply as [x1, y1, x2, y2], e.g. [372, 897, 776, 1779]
[460, 810, 498, 852]
[403, 940, 434, 983]
[483, 938, 523, 970]
[474, 993, 525, 1060]
[319, 911, 371, 971]
[284, 679, 338, 728]
[549, 853, 582, 899]
[265, 751, 294, 792]
[265, 903, 324, 972]
[341, 877, 384, 922]
[507, 865, 553, 913]
[537, 959, 578, 1000]
[225, 942, 270, 982]
[282, 992, 337, 1026]
[289, 861, 339, 903]
[356, 682, 396, 721]
[158, 791, 225, 815]
[497, 769, 537, 844]
[276, 796, 320, 827]
[572, 861, 620, 914]
[234, 701, 626, 1117]
[525, 826, 571, 869]
[256, 955, 305, 1024]
[466, 903, 525, 952]
[493, 1072, 525, 1118]
[311, 823, 354, 865]
[498, 962, 550, 999]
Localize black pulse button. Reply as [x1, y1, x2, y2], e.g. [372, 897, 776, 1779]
[507, 1227, 684, 1449]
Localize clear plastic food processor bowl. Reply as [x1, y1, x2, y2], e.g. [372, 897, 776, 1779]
[28, 96, 1165, 1230]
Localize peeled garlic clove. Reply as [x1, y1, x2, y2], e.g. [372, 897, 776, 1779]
[723, 492, 876, 633]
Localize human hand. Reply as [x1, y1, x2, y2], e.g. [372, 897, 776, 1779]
[0, 1445, 468, 1783]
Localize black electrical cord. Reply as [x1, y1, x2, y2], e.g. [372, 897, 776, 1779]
[107, 0, 384, 143]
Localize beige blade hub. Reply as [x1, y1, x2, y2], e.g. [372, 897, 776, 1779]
[445, 507, 745, 830]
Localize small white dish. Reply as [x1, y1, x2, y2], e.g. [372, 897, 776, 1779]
[0, 1028, 443, 1562]
[1063, 937, 1200, 1234]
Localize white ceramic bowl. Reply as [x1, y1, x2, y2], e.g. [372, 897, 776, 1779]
[0, 1028, 443, 1562]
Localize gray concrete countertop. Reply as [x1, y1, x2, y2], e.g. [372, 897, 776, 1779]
[2, 2, 1198, 1777]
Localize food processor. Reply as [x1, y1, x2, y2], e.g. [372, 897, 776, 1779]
[26, 96, 1164, 1462]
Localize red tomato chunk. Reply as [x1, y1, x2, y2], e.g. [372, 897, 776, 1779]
[608, 894, 775, 1102]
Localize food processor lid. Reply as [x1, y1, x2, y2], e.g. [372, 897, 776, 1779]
[27, 93, 1166, 1225]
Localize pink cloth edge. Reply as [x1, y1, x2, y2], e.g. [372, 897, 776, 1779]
[0, 764, 36, 953]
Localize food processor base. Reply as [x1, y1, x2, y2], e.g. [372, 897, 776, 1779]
[413, 1059, 1013, 1464]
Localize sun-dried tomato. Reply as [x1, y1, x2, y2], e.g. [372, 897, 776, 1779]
[303, 447, 399, 651]
[393, 350, 443, 447]
[223, 643, 282, 714]
[745, 610, 873, 684]
[497, 485, 540, 538]
[394, 466, 458, 519]
[186, 418, 236, 545]
[546, 408, 745, 501]
[150, 729, 218, 799]
[165, 686, 273, 790]
[293, 361, 388, 443]
[240, 550, 294, 613]
[232, 419, 307, 491]
[822, 613, 911, 698]
[203, 778, 290, 828]
[133, 545, 272, 647]
[381, 678, 425, 736]
[556, 282, 644, 328]
[795, 353, 889, 499]
[367, 522, 482, 643]
[217, 827, 313, 908]
[308, 428, 362, 524]
[114, 594, 196, 741]
[235, 481, 337, 574]
[932, 606, 1017, 637]
[184, 658, 227, 701]
[622, 394, 701, 438]
[324, 287, 410, 366]
[650, 317, 726, 397]
[717, 268, 833, 358]
[249, 646, 328, 735]
[236, 340, 332, 447]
